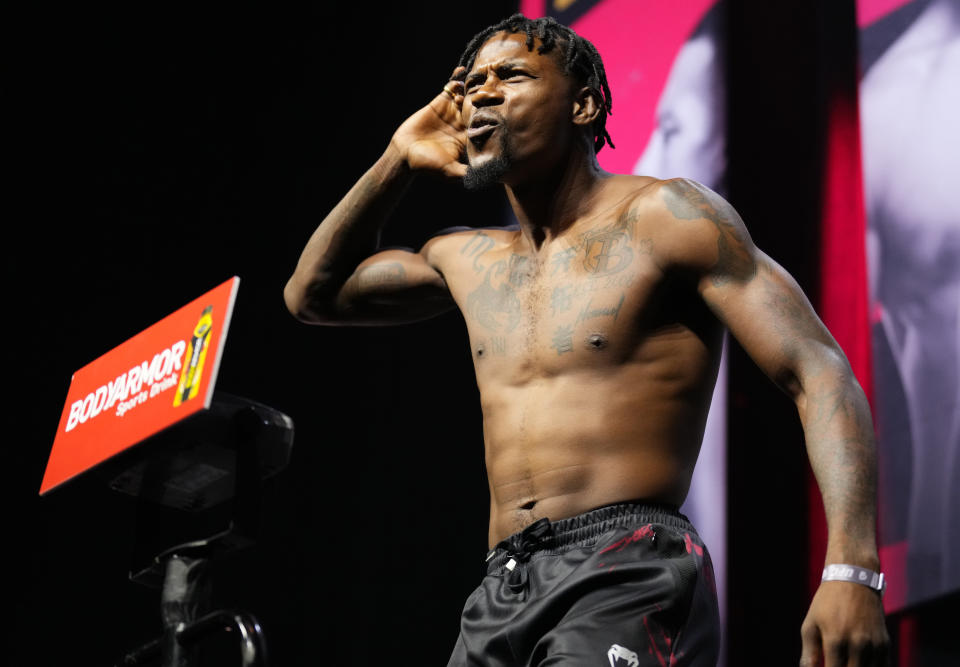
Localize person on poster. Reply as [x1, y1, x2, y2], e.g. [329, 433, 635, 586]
[861, 0, 960, 603]
[285, 15, 888, 665]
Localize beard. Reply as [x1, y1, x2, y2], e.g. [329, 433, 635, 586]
[463, 128, 513, 191]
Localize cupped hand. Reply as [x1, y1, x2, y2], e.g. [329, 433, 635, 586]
[799, 581, 889, 666]
[391, 66, 469, 179]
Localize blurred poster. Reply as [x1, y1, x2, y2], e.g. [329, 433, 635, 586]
[521, 0, 728, 655]
[857, 0, 960, 610]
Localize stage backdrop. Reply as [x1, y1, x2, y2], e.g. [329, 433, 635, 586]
[856, 0, 960, 612]
[520, 0, 729, 659]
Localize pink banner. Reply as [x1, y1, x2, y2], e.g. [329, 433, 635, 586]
[522, 0, 716, 174]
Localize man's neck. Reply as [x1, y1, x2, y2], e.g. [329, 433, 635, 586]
[504, 146, 608, 253]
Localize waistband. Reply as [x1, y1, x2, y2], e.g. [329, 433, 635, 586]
[485, 500, 694, 572]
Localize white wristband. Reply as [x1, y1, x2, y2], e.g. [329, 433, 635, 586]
[822, 563, 886, 597]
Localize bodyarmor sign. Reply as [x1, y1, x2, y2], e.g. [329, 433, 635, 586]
[40, 276, 240, 494]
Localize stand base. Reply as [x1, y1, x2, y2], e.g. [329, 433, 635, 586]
[119, 552, 267, 667]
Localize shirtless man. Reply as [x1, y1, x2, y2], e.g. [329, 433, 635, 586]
[285, 15, 888, 667]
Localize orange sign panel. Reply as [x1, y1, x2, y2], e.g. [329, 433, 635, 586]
[40, 277, 240, 495]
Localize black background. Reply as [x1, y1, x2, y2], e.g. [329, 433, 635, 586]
[13, 3, 513, 665]
[10, 1, 959, 665]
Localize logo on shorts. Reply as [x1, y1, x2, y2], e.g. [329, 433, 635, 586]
[607, 644, 639, 667]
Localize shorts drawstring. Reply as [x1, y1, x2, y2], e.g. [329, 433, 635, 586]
[493, 518, 554, 596]
[482, 503, 695, 598]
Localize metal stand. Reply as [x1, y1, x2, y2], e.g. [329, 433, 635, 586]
[112, 395, 292, 667]
[119, 550, 267, 667]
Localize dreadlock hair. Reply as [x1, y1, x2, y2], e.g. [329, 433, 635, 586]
[456, 14, 615, 153]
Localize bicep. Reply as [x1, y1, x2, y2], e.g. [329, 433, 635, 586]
[700, 253, 845, 397]
[321, 248, 455, 326]
[655, 179, 845, 394]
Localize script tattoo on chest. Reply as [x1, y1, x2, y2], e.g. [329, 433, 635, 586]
[460, 208, 654, 339]
[550, 247, 577, 275]
[551, 284, 574, 315]
[475, 335, 508, 358]
[550, 324, 574, 355]
[460, 231, 495, 273]
[575, 294, 625, 325]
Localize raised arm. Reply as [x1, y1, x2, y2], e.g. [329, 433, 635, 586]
[653, 178, 888, 666]
[283, 68, 469, 325]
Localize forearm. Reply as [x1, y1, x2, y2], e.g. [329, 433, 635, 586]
[284, 143, 414, 319]
[796, 351, 880, 570]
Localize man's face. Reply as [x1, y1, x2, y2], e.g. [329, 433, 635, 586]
[462, 32, 576, 189]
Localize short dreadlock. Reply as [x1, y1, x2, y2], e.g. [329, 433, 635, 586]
[457, 14, 615, 153]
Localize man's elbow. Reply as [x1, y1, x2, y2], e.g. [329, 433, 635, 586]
[810, 344, 856, 381]
[772, 341, 848, 395]
[283, 276, 326, 323]
[792, 344, 863, 400]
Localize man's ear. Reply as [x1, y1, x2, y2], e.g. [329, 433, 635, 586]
[572, 87, 601, 127]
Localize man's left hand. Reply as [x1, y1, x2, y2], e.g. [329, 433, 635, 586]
[799, 581, 889, 666]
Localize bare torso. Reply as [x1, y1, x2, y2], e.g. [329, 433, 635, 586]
[429, 176, 724, 546]
[284, 36, 888, 645]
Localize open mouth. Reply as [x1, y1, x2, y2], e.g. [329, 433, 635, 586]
[467, 115, 501, 147]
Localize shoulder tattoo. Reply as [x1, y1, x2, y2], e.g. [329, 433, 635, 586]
[662, 179, 757, 286]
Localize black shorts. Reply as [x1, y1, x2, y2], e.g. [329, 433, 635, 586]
[447, 502, 720, 666]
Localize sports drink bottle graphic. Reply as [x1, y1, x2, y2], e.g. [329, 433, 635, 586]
[173, 305, 213, 407]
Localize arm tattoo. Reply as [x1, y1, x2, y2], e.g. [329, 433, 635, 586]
[757, 267, 830, 379]
[357, 262, 407, 289]
[805, 387, 878, 542]
[662, 179, 757, 286]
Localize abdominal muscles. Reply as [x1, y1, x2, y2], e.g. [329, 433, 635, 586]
[479, 350, 717, 545]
